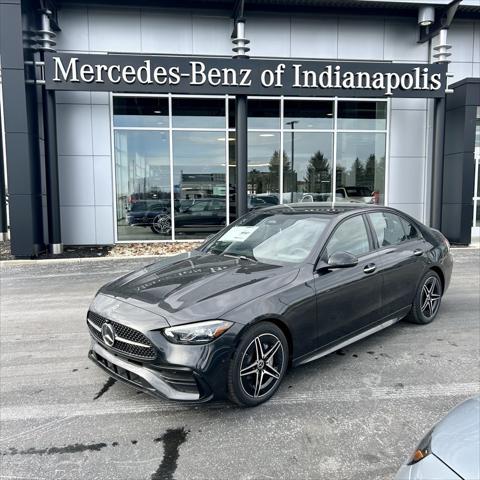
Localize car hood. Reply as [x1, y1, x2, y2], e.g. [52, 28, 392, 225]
[99, 251, 299, 326]
[431, 395, 480, 480]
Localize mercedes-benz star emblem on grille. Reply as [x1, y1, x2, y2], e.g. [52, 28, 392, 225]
[101, 322, 115, 347]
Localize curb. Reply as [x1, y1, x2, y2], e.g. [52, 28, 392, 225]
[0, 253, 180, 267]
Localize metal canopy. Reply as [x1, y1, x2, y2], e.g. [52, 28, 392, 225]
[52, 0, 480, 17]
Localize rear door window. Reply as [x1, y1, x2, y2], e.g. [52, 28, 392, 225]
[398, 216, 421, 240]
[368, 212, 408, 247]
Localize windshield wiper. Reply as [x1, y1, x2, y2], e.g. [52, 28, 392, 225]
[222, 253, 258, 263]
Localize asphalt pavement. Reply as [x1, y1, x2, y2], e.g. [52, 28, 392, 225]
[1, 248, 479, 480]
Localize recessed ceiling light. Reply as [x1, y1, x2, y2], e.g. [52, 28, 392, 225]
[153, 110, 162, 114]
[326, 113, 333, 117]
[259, 133, 275, 137]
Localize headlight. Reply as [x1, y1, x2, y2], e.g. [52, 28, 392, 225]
[407, 429, 433, 465]
[162, 320, 233, 345]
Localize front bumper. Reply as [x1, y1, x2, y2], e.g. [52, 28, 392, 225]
[89, 341, 208, 402]
[87, 319, 241, 403]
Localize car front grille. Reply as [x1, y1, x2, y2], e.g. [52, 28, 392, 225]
[87, 311, 156, 360]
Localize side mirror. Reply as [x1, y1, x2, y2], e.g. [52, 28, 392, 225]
[327, 251, 358, 269]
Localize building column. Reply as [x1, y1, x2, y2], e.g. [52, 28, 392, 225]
[0, 82, 8, 241]
[42, 88, 62, 252]
[235, 95, 248, 217]
[0, 1, 44, 257]
[431, 96, 446, 229]
[232, 19, 250, 218]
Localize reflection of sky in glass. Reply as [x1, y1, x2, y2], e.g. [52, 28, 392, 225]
[248, 132, 280, 173]
[172, 98, 225, 128]
[283, 132, 333, 180]
[115, 130, 170, 197]
[284, 100, 334, 130]
[337, 101, 387, 130]
[336, 132, 386, 192]
[337, 133, 385, 166]
[248, 100, 280, 129]
[173, 131, 226, 179]
[114, 114, 169, 128]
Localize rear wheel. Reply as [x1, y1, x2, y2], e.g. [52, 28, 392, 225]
[151, 214, 172, 235]
[228, 322, 288, 407]
[406, 270, 443, 325]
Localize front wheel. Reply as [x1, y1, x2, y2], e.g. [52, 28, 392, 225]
[228, 322, 288, 407]
[406, 270, 443, 325]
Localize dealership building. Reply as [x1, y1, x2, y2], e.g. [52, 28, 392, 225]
[0, 0, 479, 257]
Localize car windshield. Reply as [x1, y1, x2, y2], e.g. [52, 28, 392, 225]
[204, 211, 330, 265]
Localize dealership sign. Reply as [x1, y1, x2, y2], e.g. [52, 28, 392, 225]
[44, 53, 447, 98]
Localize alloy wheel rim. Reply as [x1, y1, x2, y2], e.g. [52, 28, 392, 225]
[153, 215, 171, 235]
[420, 276, 441, 318]
[239, 333, 285, 399]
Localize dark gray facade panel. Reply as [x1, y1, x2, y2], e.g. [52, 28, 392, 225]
[441, 79, 479, 245]
[442, 152, 475, 205]
[1, 69, 30, 133]
[0, 0, 45, 256]
[0, 3, 24, 69]
[441, 203, 474, 243]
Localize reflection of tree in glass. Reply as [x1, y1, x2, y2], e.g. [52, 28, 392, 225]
[248, 150, 288, 194]
[340, 154, 385, 192]
[303, 151, 331, 193]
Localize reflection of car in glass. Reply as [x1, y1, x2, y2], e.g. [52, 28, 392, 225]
[248, 194, 279, 210]
[126, 200, 172, 233]
[336, 186, 375, 203]
[301, 193, 344, 203]
[87, 203, 452, 407]
[152, 198, 227, 235]
[395, 395, 480, 480]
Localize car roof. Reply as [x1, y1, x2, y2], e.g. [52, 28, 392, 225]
[262, 202, 381, 216]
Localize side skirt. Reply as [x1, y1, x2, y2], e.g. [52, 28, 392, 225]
[293, 316, 404, 367]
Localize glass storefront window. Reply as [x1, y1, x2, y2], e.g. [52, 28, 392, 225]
[172, 131, 227, 239]
[337, 101, 387, 130]
[113, 97, 169, 128]
[248, 100, 280, 129]
[113, 96, 388, 242]
[114, 130, 172, 240]
[172, 98, 225, 128]
[283, 132, 333, 203]
[336, 132, 386, 204]
[248, 132, 281, 207]
[284, 100, 334, 130]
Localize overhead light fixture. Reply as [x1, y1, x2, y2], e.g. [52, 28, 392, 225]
[153, 110, 162, 114]
[326, 113, 333, 117]
[259, 133, 275, 137]
[418, 6, 435, 27]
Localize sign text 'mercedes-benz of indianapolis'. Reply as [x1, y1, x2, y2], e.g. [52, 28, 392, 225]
[44, 53, 448, 98]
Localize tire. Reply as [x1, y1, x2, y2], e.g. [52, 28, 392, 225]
[151, 214, 172, 235]
[406, 270, 443, 325]
[228, 322, 288, 407]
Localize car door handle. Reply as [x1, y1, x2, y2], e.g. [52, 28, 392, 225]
[413, 249, 424, 257]
[363, 263, 376, 274]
